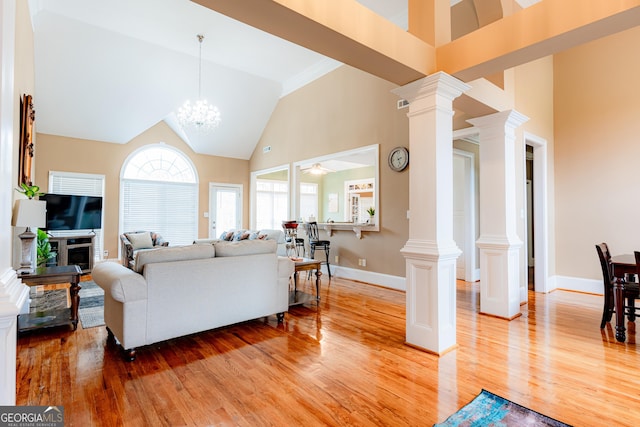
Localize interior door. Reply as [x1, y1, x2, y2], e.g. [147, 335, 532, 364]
[209, 184, 242, 239]
[453, 154, 466, 280]
[453, 149, 476, 282]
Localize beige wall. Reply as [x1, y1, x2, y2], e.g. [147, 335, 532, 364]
[251, 65, 409, 277]
[11, 1, 36, 268]
[514, 55, 556, 283]
[14, 2, 34, 131]
[35, 122, 249, 259]
[13, 0, 34, 188]
[554, 26, 640, 280]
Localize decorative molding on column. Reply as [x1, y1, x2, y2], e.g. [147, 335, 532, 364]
[0, 268, 28, 312]
[0, 268, 28, 406]
[393, 71, 471, 105]
[401, 239, 461, 261]
[476, 235, 523, 250]
[393, 72, 469, 355]
[469, 110, 529, 320]
[467, 110, 528, 139]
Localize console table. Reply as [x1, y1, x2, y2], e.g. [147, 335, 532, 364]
[290, 258, 322, 306]
[18, 265, 82, 332]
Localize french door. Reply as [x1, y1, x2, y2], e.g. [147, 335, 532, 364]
[209, 184, 242, 239]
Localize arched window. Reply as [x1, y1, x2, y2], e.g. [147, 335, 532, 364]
[121, 144, 198, 247]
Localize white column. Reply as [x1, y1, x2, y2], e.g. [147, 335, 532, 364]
[468, 110, 528, 319]
[392, 72, 470, 354]
[1, 0, 29, 405]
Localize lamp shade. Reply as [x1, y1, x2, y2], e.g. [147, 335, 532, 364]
[12, 199, 46, 228]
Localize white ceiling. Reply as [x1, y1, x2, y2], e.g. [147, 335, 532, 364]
[30, 0, 536, 159]
[30, 0, 408, 159]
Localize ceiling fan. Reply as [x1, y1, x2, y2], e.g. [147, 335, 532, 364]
[301, 163, 335, 175]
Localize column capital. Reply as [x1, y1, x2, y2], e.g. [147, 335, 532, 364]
[392, 71, 471, 104]
[466, 109, 529, 133]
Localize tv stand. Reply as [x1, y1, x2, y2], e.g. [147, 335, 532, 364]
[49, 235, 95, 273]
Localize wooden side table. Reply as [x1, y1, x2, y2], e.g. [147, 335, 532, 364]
[18, 264, 82, 332]
[290, 258, 322, 306]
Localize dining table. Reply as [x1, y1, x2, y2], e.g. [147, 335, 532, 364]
[610, 254, 637, 342]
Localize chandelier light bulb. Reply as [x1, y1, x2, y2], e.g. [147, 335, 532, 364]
[177, 99, 221, 130]
[177, 34, 221, 131]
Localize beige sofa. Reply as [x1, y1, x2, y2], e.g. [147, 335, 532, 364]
[92, 239, 294, 360]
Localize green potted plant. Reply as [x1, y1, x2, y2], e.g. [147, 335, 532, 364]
[366, 206, 375, 224]
[15, 183, 44, 199]
[37, 228, 56, 267]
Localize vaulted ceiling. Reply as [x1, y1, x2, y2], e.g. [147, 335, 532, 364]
[30, 0, 408, 159]
[31, 1, 550, 159]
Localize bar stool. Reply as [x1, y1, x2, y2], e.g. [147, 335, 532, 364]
[282, 221, 304, 257]
[307, 221, 331, 279]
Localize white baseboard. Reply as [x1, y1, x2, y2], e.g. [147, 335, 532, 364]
[553, 275, 602, 295]
[328, 265, 406, 291]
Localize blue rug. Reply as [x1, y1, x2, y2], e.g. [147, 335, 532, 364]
[78, 280, 104, 329]
[435, 389, 571, 426]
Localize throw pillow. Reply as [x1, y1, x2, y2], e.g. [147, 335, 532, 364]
[126, 232, 154, 250]
[232, 230, 248, 241]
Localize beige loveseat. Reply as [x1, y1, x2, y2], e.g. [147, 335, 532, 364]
[92, 239, 294, 360]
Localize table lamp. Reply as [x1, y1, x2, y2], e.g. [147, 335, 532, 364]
[12, 199, 46, 274]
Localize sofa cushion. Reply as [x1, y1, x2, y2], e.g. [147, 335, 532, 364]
[126, 232, 154, 250]
[134, 244, 215, 273]
[214, 239, 277, 257]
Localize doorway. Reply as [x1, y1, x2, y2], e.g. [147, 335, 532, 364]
[208, 183, 242, 239]
[453, 149, 477, 282]
[526, 146, 534, 290]
[524, 133, 549, 294]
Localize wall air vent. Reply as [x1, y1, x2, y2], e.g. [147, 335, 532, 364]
[397, 99, 409, 109]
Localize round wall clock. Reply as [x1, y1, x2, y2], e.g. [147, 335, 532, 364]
[388, 146, 409, 172]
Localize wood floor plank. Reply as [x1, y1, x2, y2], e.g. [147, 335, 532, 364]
[15, 276, 640, 426]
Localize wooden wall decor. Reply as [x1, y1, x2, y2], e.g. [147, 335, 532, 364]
[19, 94, 35, 187]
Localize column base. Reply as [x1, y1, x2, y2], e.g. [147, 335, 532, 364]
[402, 240, 460, 354]
[477, 236, 523, 319]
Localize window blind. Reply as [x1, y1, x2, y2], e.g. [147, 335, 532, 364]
[256, 179, 288, 230]
[121, 179, 197, 246]
[48, 171, 105, 259]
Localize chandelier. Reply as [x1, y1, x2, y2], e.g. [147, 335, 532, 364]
[177, 34, 221, 131]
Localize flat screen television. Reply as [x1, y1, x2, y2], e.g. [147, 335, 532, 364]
[41, 193, 103, 231]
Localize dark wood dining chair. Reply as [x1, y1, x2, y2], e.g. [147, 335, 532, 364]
[308, 221, 331, 279]
[596, 243, 639, 328]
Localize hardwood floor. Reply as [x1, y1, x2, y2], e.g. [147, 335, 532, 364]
[16, 275, 640, 426]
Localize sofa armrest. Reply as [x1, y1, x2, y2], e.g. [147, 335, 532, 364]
[92, 261, 147, 303]
[278, 256, 295, 279]
[120, 235, 134, 268]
